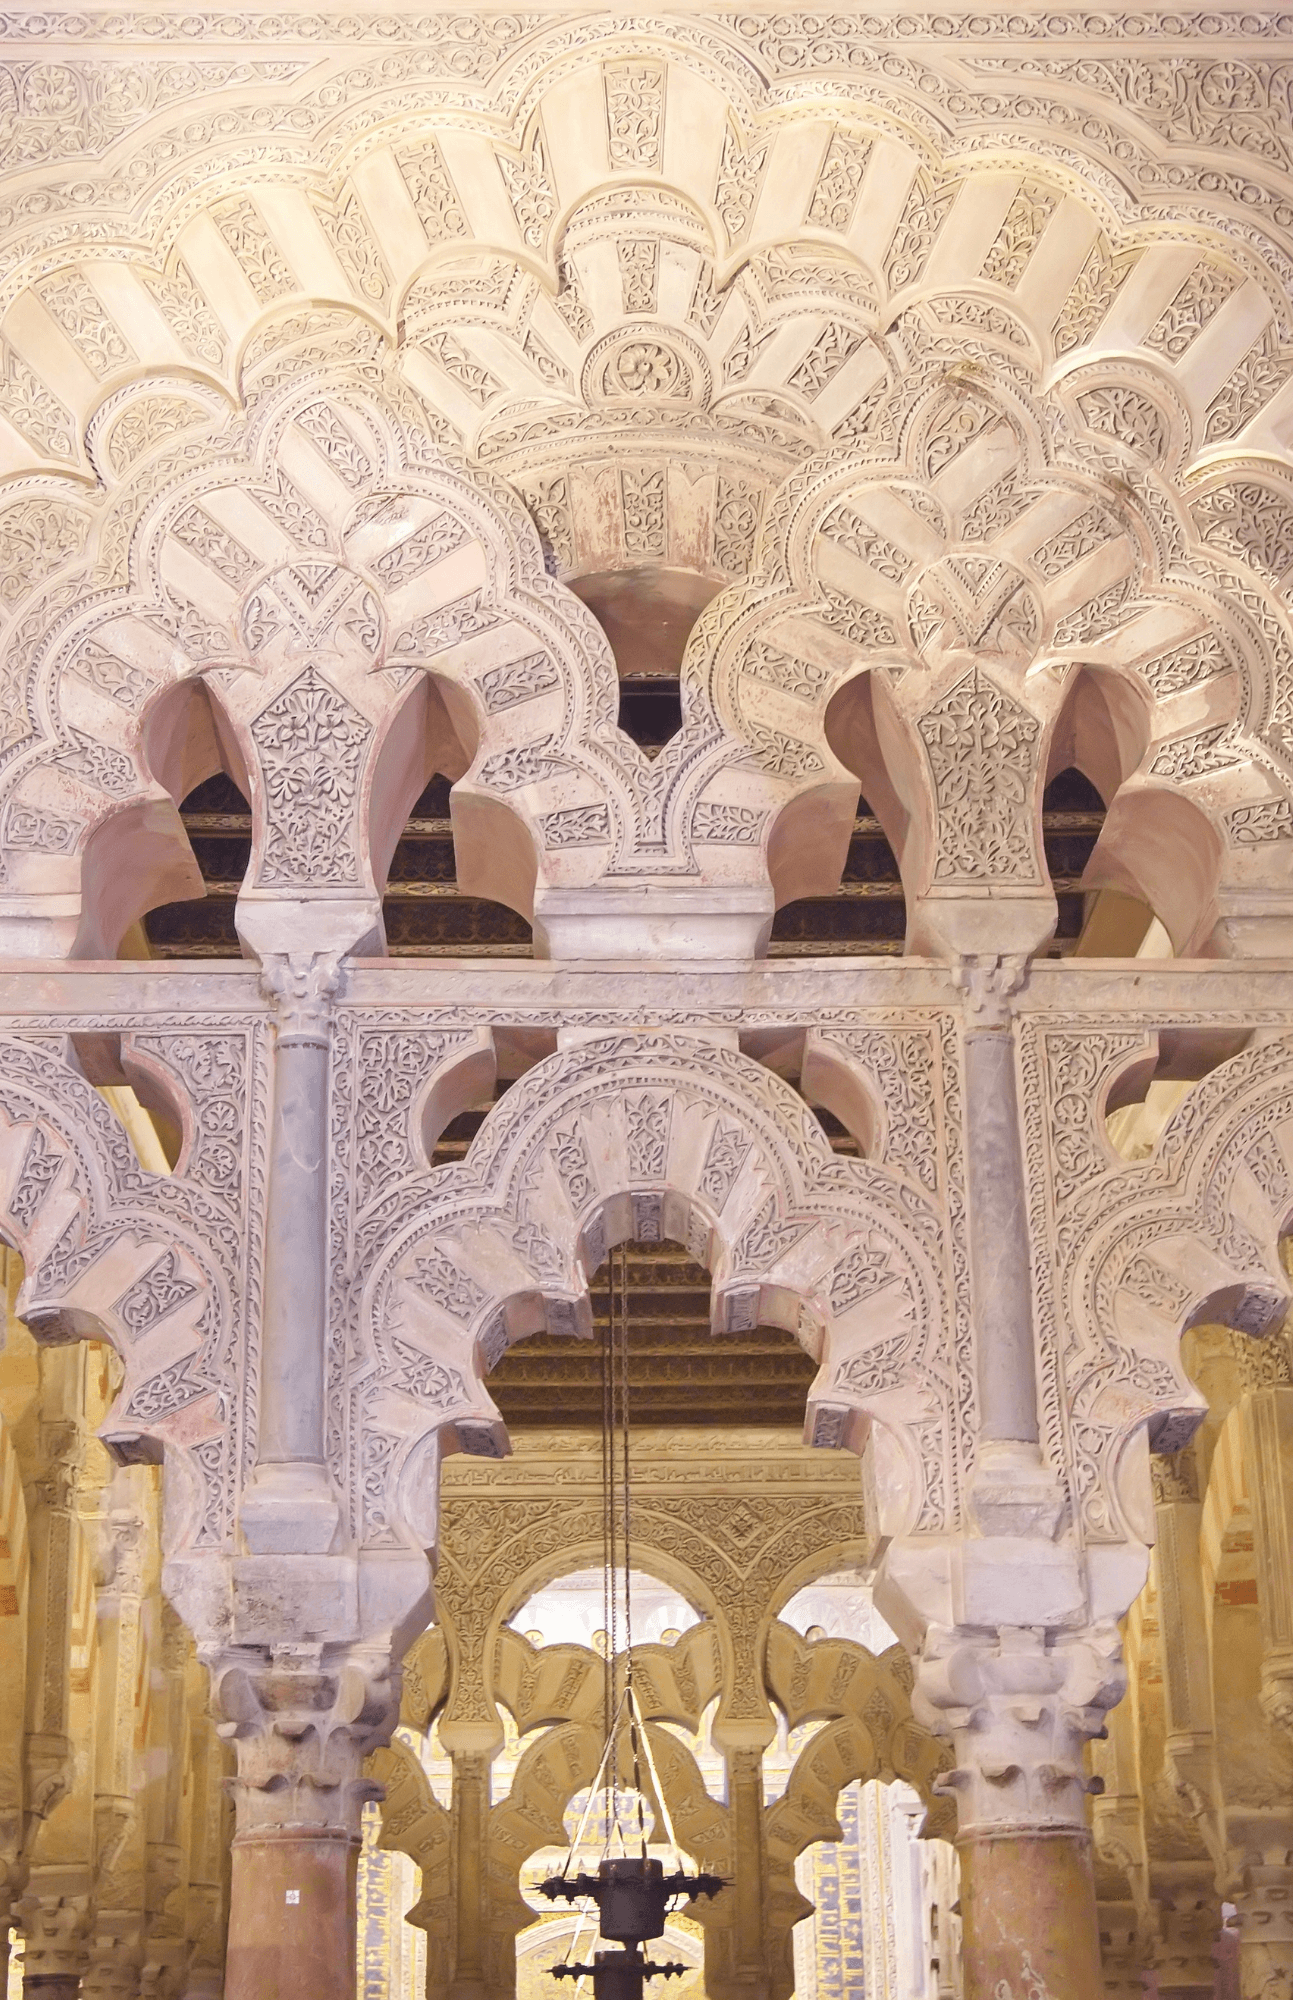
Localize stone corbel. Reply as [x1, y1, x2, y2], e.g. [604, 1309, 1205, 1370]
[82, 1907, 145, 2000]
[22, 1731, 75, 1854]
[1098, 1899, 1147, 1998]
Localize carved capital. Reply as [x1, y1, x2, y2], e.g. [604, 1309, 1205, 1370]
[258, 949, 344, 1047]
[95, 1506, 150, 1598]
[16, 1884, 94, 1980]
[1149, 1862, 1224, 1992]
[1151, 1447, 1201, 1506]
[952, 952, 1028, 1029]
[914, 1621, 1124, 1837]
[32, 1419, 87, 1511]
[210, 1643, 398, 1839]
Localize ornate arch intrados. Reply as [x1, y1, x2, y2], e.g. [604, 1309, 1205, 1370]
[360, 1031, 956, 1536]
[496, 1545, 715, 1641]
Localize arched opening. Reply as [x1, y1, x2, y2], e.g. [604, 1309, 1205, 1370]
[380, 773, 534, 958]
[768, 792, 906, 958]
[1041, 764, 1119, 957]
[370, 669, 548, 957]
[789, 1773, 957, 2000]
[141, 771, 252, 959]
[116, 679, 256, 961]
[568, 564, 723, 763]
[486, 1237, 817, 1430]
[804, 668, 915, 955]
[1044, 663, 1225, 960]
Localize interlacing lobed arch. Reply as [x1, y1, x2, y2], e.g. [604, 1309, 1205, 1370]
[376, 1467, 947, 2000]
[3, 23, 1293, 959]
[7, 15, 1293, 2000]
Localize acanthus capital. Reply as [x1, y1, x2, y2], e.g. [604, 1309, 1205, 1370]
[952, 951, 1029, 1030]
[258, 949, 345, 1047]
[209, 1641, 400, 1840]
[913, 1620, 1126, 1838]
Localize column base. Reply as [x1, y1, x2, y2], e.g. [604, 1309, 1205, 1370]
[25, 1981, 84, 1999]
[958, 1829, 1104, 2000]
[225, 1826, 358, 2000]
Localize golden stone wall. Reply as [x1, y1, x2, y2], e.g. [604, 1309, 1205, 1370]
[0, 1244, 231, 1998]
[1092, 1298, 1293, 1996]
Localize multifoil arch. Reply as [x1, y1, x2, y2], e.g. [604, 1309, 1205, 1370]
[355, 1030, 959, 1541]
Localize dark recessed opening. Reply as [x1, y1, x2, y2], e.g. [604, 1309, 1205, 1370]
[617, 676, 683, 759]
[382, 774, 533, 958]
[143, 772, 250, 959]
[488, 1240, 818, 1428]
[1042, 766, 1106, 953]
[768, 791, 907, 957]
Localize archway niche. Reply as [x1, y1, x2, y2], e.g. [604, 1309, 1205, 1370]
[70, 679, 251, 962]
[569, 563, 724, 761]
[369, 672, 537, 960]
[764, 668, 907, 956]
[486, 1233, 818, 1432]
[1047, 662, 1223, 960]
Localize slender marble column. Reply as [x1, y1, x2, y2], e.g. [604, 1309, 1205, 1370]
[958, 958, 1037, 1448]
[221, 950, 383, 2000]
[238, 951, 343, 1556]
[913, 962, 1114, 2000]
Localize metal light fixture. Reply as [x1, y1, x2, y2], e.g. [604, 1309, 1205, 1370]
[543, 1248, 725, 1996]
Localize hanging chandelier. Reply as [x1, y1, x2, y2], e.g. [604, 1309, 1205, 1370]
[541, 1246, 724, 1998]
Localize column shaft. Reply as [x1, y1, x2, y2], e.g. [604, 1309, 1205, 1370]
[224, 1829, 357, 2000]
[727, 1747, 769, 1999]
[959, 1831, 1103, 2000]
[962, 1019, 1038, 1445]
[239, 952, 342, 1554]
[257, 1034, 328, 1469]
[448, 1751, 488, 2000]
